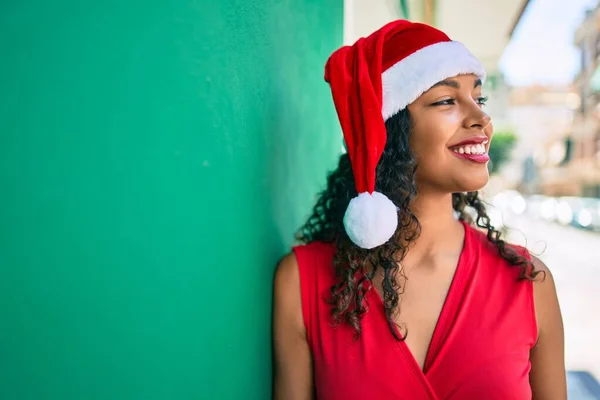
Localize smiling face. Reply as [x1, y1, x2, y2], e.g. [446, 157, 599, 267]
[406, 73, 493, 195]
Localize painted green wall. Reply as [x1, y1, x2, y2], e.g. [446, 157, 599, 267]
[0, 1, 343, 398]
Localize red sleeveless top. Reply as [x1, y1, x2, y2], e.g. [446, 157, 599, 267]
[293, 221, 537, 400]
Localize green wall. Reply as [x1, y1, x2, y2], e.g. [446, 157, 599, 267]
[0, 1, 343, 398]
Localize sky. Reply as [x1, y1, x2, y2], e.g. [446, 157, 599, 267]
[500, 0, 599, 86]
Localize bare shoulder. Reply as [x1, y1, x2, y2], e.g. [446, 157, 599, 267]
[528, 255, 567, 399]
[530, 255, 559, 328]
[274, 252, 300, 290]
[530, 254, 550, 273]
[272, 252, 314, 399]
[273, 252, 304, 337]
[530, 255, 556, 296]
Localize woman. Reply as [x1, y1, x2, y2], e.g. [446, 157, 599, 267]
[272, 20, 566, 399]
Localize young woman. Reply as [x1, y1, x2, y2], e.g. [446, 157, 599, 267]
[272, 20, 566, 399]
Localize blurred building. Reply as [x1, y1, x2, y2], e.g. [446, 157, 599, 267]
[570, 6, 600, 197]
[495, 1, 600, 197]
[506, 85, 579, 195]
[522, 4, 600, 199]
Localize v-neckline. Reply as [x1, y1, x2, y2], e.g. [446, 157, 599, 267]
[368, 220, 470, 377]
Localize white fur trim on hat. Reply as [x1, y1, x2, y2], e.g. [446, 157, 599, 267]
[381, 41, 486, 120]
[343, 191, 398, 249]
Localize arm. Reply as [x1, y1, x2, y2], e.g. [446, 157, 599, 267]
[529, 256, 567, 400]
[272, 253, 314, 400]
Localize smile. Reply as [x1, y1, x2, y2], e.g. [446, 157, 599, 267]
[449, 142, 490, 164]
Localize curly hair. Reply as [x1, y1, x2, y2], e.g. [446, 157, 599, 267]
[295, 108, 542, 340]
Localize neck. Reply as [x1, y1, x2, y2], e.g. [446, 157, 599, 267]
[402, 191, 464, 266]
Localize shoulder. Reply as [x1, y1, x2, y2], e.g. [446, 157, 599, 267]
[274, 240, 335, 288]
[525, 255, 564, 357]
[292, 240, 337, 260]
[466, 224, 531, 264]
[274, 252, 300, 298]
[274, 242, 334, 291]
[289, 241, 337, 284]
[530, 254, 551, 278]
[273, 252, 304, 337]
[530, 256, 561, 332]
[528, 255, 567, 396]
[272, 254, 316, 398]
[529, 255, 557, 307]
[274, 241, 338, 338]
[272, 242, 336, 329]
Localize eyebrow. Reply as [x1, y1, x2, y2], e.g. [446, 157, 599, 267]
[431, 78, 483, 89]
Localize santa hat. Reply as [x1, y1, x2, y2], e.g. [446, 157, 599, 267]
[324, 20, 486, 249]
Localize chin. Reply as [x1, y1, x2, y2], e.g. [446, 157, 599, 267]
[455, 172, 489, 192]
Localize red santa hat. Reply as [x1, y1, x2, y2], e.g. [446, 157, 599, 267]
[324, 20, 486, 249]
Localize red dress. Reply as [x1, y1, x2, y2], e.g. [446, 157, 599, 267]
[293, 221, 537, 399]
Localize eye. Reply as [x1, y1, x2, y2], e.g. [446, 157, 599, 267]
[476, 96, 489, 107]
[431, 98, 455, 106]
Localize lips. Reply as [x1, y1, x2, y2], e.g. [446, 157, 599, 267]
[451, 151, 490, 163]
[450, 136, 489, 148]
[448, 136, 490, 164]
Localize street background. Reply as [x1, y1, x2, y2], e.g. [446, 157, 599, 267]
[504, 208, 600, 379]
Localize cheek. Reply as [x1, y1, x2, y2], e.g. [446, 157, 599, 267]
[410, 120, 456, 160]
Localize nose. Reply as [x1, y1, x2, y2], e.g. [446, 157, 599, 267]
[464, 104, 491, 131]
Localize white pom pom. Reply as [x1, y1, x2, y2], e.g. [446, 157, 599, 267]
[343, 191, 398, 249]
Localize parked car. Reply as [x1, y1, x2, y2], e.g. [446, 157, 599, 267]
[572, 197, 600, 231]
[555, 197, 579, 226]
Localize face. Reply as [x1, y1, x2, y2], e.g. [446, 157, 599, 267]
[407, 74, 493, 195]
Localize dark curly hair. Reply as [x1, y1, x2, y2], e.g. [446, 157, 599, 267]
[295, 108, 542, 340]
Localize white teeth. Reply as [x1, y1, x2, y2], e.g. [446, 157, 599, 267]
[452, 143, 487, 155]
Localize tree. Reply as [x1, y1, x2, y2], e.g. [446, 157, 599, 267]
[488, 131, 517, 174]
